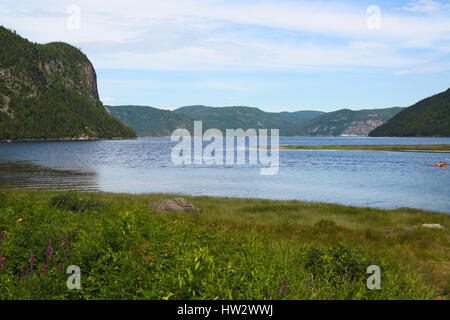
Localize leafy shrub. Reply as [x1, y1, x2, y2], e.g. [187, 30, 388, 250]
[299, 243, 371, 284]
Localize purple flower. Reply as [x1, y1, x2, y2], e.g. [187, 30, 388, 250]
[121, 288, 125, 295]
[278, 288, 283, 296]
[17, 273, 20, 281]
[30, 252, 35, 270]
[326, 296, 330, 300]
[42, 263, 47, 274]
[0, 255, 4, 271]
[20, 266, 24, 275]
[283, 280, 287, 287]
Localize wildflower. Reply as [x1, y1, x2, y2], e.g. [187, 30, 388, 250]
[42, 263, 47, 274]
[29, 252, 35, 270]
[17, 273, 20, 281]
[283, 280, 287, 287]
[326, 296, 330, 300]
[46, 240, 53, 259]
[278, 288, 283, 296]
[0, 255, 4, 271]
[20, 266, 24, 276]
[121, 288, 125, 295]
[17, 218, 23, 223]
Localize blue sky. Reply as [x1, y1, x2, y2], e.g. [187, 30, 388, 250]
[1, 0, 449, 112]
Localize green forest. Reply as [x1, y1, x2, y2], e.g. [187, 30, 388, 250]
[369, 89, 450, 137]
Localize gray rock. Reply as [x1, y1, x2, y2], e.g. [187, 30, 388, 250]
[421, 224, 444, 230]
[147, 198, 199, 213]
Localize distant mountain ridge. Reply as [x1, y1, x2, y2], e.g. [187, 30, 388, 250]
[106, 105, 193, 137]
[107, 104, 404, 137]
[0, 26, 136, 140]
[174, 105, 308, 136]
[296, 107, 405, 136]
[369, 89, 450, 137]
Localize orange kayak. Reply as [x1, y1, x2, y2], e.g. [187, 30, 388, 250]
[428, 163, 450, 167]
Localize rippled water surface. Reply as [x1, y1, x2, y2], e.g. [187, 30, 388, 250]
[0, 137, 449, 213]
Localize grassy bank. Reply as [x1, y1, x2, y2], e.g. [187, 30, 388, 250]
[0, 189, 448, 300]
[277, 144, 450, 152]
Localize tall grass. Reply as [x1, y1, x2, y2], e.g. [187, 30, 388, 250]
[0, 189, 447, 300]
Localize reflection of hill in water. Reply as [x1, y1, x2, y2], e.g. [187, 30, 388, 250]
[0, 161, 98, 190]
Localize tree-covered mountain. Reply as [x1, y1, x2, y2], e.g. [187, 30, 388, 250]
[279, 110, 325, 123]
[369, 89, 450, 137]
[107, 104, 402, 137]
[173, 105, 305, 136]
[296, 107, 405, 136]
[0, 26, 136, 140]
[105, 105, 193, 137]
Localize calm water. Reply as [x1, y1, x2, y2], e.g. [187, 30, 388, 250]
[0, 137, 449, 213]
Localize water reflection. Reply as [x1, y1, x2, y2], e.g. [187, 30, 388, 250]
[0, 161, 98, 190]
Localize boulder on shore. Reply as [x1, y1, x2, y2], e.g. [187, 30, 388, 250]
[147, 198, 199, 214]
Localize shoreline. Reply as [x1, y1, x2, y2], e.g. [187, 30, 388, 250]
[1, 186, 449, 215]
[0, 137, 137, 143]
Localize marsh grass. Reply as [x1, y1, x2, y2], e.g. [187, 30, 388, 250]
[278, 144, 450, 152]
[0, 189, 448, 300]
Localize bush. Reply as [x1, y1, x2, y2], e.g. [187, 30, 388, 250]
[299, 243, 371, 284]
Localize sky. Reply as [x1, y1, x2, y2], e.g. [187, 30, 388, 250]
[1, 0, 450, 112]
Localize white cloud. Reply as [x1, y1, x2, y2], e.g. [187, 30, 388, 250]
[394, 64, 445, 75]
[1, 0, 449, 71]
[403, 0, 449, 13]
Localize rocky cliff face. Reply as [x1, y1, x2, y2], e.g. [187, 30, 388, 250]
[0, 26, 135, 140]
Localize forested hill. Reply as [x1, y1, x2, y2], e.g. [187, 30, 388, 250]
[369, 89, 450, 137]
[0, 26, 136, 140]
[295, 107, 405, 136]
[173, 105, 306, 136]
[107, 104, 404, 137]
[105, 105, 193, 137]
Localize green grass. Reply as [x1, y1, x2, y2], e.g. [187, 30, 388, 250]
[278, 144, 450, 152]
[0, 189, 448, 300]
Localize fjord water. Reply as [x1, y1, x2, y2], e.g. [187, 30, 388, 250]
[0, 137, 449, 213]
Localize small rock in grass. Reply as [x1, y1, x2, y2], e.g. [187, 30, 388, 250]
[421, 224, 444, 230]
